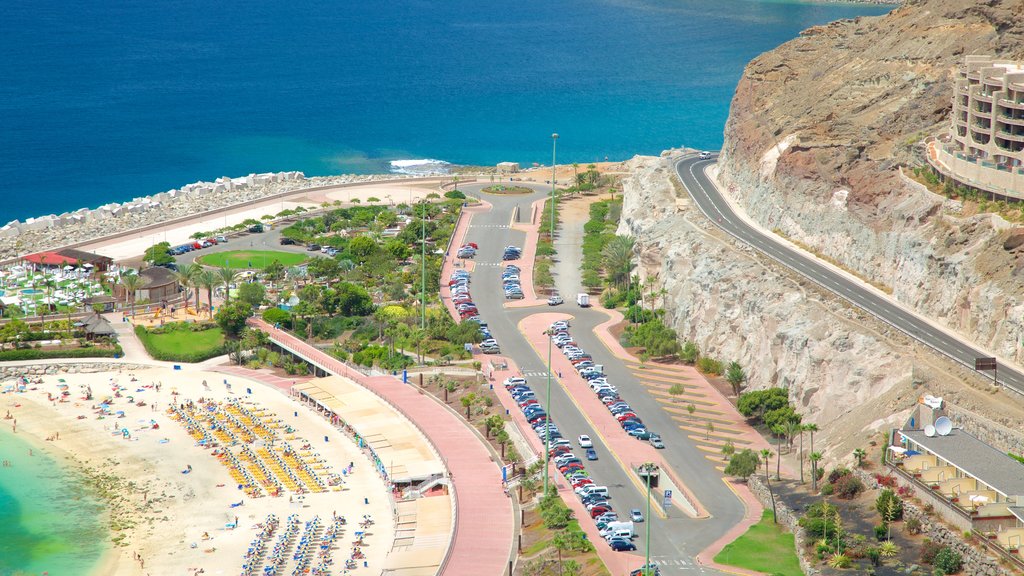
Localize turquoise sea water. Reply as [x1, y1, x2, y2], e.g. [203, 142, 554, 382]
[0, 427, 107, 576]
[0, 0, 893, 223]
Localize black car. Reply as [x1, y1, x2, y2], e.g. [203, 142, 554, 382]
[280, 237, 297, 245]
[248, 223, 264, 233]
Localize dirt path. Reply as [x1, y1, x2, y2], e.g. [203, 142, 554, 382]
[552, 194, 605, 299]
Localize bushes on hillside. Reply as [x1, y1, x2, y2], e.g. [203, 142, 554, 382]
[624, 319, 680, 357]
[0, 345, 123, 361]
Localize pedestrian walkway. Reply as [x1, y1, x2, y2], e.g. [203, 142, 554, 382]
[247, 318, 514, 576]
[108, 313, 162, 363]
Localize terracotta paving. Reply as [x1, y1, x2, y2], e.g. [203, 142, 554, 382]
[248, 318, 514, 576]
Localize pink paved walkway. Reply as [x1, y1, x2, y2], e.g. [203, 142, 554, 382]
[249, 318, 514, 576]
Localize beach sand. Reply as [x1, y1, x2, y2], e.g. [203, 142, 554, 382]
[1, 366, 395, 576]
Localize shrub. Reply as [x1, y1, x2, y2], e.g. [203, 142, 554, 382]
[933, 547, 962, 574]
[878, 541, 899, 558]
[0, 345, 122, 361]
[443, 189, 466, 199]
[834, 473, 865, 499]
[828, 553, 851, 569]
[737, 388, 790, 421]
[799, 516, 837, 540]
[920, 538, 943, 565]
[905, 517, 922, 535]
[876, 489, 904, 521]
[262, 307, 292, 327]
[828, 468, 851, 485]
[866, 546, 881, 566]
[874, 474, 898, 488]
[696, 356, 724, 375]
[820, 483, 835, 496]
[874, 524, 889, 541]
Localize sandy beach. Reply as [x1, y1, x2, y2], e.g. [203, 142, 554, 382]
[1, 366, 395, 576]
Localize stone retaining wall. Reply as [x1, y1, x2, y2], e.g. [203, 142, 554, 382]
[1, 362, 151, 379]
[856, 469, 1016, 576]
[746, 474, 821, 576]
[944, 402, 1024, 457]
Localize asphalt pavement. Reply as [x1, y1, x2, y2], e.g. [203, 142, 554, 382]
[674, 154, 1024, 395]
[458, 183, 736, 575]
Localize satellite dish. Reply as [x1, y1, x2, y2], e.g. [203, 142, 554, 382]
[935, 417, 953, 436]
[924, 425, 936, 437]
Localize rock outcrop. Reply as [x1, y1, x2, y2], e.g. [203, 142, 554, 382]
[718, 0, 1024, 365]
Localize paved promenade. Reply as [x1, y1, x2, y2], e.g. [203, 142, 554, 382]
[248, 318, 514, 576]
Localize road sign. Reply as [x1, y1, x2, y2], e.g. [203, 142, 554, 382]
[663, 489, 672, 510]
[975, 357, 997, 371]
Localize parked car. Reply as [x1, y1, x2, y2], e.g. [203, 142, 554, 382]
[280, 237, 297, 245]
[609, 538, 636, 551]
[306, 244, 321, 251]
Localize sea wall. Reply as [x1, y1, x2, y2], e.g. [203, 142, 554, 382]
[0, 171, 412, 262]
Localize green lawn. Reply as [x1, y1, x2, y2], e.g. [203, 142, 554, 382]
[135, 324, 226, 362]
[197, 250, 307, 270]
[714, 510, 804, 576]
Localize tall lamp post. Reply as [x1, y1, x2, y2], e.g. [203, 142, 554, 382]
[420, 200, 427, 330]
[543, 132, 559, 496]
[641, 462, 658, 575]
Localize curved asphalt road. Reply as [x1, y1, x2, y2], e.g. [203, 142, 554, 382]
[675, 154, 1024, 395]
[459, 183, 735, 575]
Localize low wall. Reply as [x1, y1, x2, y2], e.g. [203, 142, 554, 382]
[746, 475, 821, 576]
[857, 470, 1016, 576]
[1, 361, 152, 379]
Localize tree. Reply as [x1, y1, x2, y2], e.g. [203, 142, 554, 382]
[142, 242, 173, 267]
[173, 263, 201, 311]
[601, 235, 635, 289]
[668, 383, 685, 397]
[798, 424, 807, 484]
[783, 419, 802, 452]
[761, 448, 778, 524]
[307, 257, 341, 280]
[215, 301, 253, 339]
[333, 282, 374, 316]
[562, 559, 582, 576]
[236, 282, 266, 308]
[119, 273, 143, 317]
[687, 403, 696, 419]
[349, 236, 377, 262]
[810, 451, 823, 492]
[484, 415, 504, 439]
[264, 259, 285, 281]
[726, 361, 746, 396]
[721, 440, 736, 461]
[853, 448, 867, 468]
[773, 425, 785, 480]
[680, 341, 699, 365]
[705, 420, 715, 440]
[460, 392, 479, 421]
[197, 269, 218, 318]
[724, 448, 759, 479]
[217, 267, 240, 304]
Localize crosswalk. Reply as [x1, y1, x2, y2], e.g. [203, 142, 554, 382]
[468, 224, 509, 228]
[519, 370, 553, 377]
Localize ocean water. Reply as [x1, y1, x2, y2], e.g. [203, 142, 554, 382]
[0, 427, 107, 575]
[0, 0, 892, 222]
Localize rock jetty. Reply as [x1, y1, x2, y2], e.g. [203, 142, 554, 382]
[0, 171, 411, 262]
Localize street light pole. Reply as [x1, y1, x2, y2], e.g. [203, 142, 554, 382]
[421, 200, 426, 331]
[642, 462, 656, 575]
[543, 132, 558, 496]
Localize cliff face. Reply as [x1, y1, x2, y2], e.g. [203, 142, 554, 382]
[718, 0, 1024, 363]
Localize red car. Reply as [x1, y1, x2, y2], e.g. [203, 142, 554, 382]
[589, 505, 611, 518]
[559, 463, 585, 474]
[616, 413, 639, 422]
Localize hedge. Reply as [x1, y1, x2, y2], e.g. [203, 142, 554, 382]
[134, 324, 227, 363]
[0, 345, 123, 361]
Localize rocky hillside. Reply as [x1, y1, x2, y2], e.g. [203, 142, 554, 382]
[719, 0, 1024, 365]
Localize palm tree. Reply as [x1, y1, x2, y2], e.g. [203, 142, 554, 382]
[784, 420, 802, 452]
[810, 451, 823, 492]
[601, 235, 636, 290]
[571, 162, 580, 191]
[760, 448, 778, 524]
[798, 424, 807, 484]
[805, 423, 819, 454]
[772, 425, 785, 480]
[217, 267, 240, 304]
[173, 263, 200, 311]
[119, 273, 143, 317]
[853, 448, 867, 468]
[197, 269, 217, 318]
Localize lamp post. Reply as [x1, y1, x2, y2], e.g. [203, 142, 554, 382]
[543, 132, 558, 496]
[642, 462, 657, 575]
[421, 200, 426, 330]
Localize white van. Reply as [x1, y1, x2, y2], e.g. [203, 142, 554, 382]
[602, 521, 634, 537]
[579, 485, 609, 498]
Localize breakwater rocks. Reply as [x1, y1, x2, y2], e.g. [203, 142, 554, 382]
[0, 171, 411, 262]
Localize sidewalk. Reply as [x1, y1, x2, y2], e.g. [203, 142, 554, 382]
[249, 318, 514, 576]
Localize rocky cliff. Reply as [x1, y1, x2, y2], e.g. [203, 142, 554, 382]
[717, 0, 1024, 365]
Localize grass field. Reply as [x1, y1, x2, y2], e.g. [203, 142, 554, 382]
[714, 510, 804, 576]
[196, 250, 307, 269]
[135, 324, 226, 362]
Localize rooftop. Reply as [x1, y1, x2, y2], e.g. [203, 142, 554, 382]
[900, 428, 1024, 497]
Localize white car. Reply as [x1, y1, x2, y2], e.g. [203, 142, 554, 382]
[699, 151, 712, 160]
[548, 294, 563, 306]
[578, 434, 593, 448]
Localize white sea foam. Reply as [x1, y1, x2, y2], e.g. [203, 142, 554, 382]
[389, 159, 452, 175]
